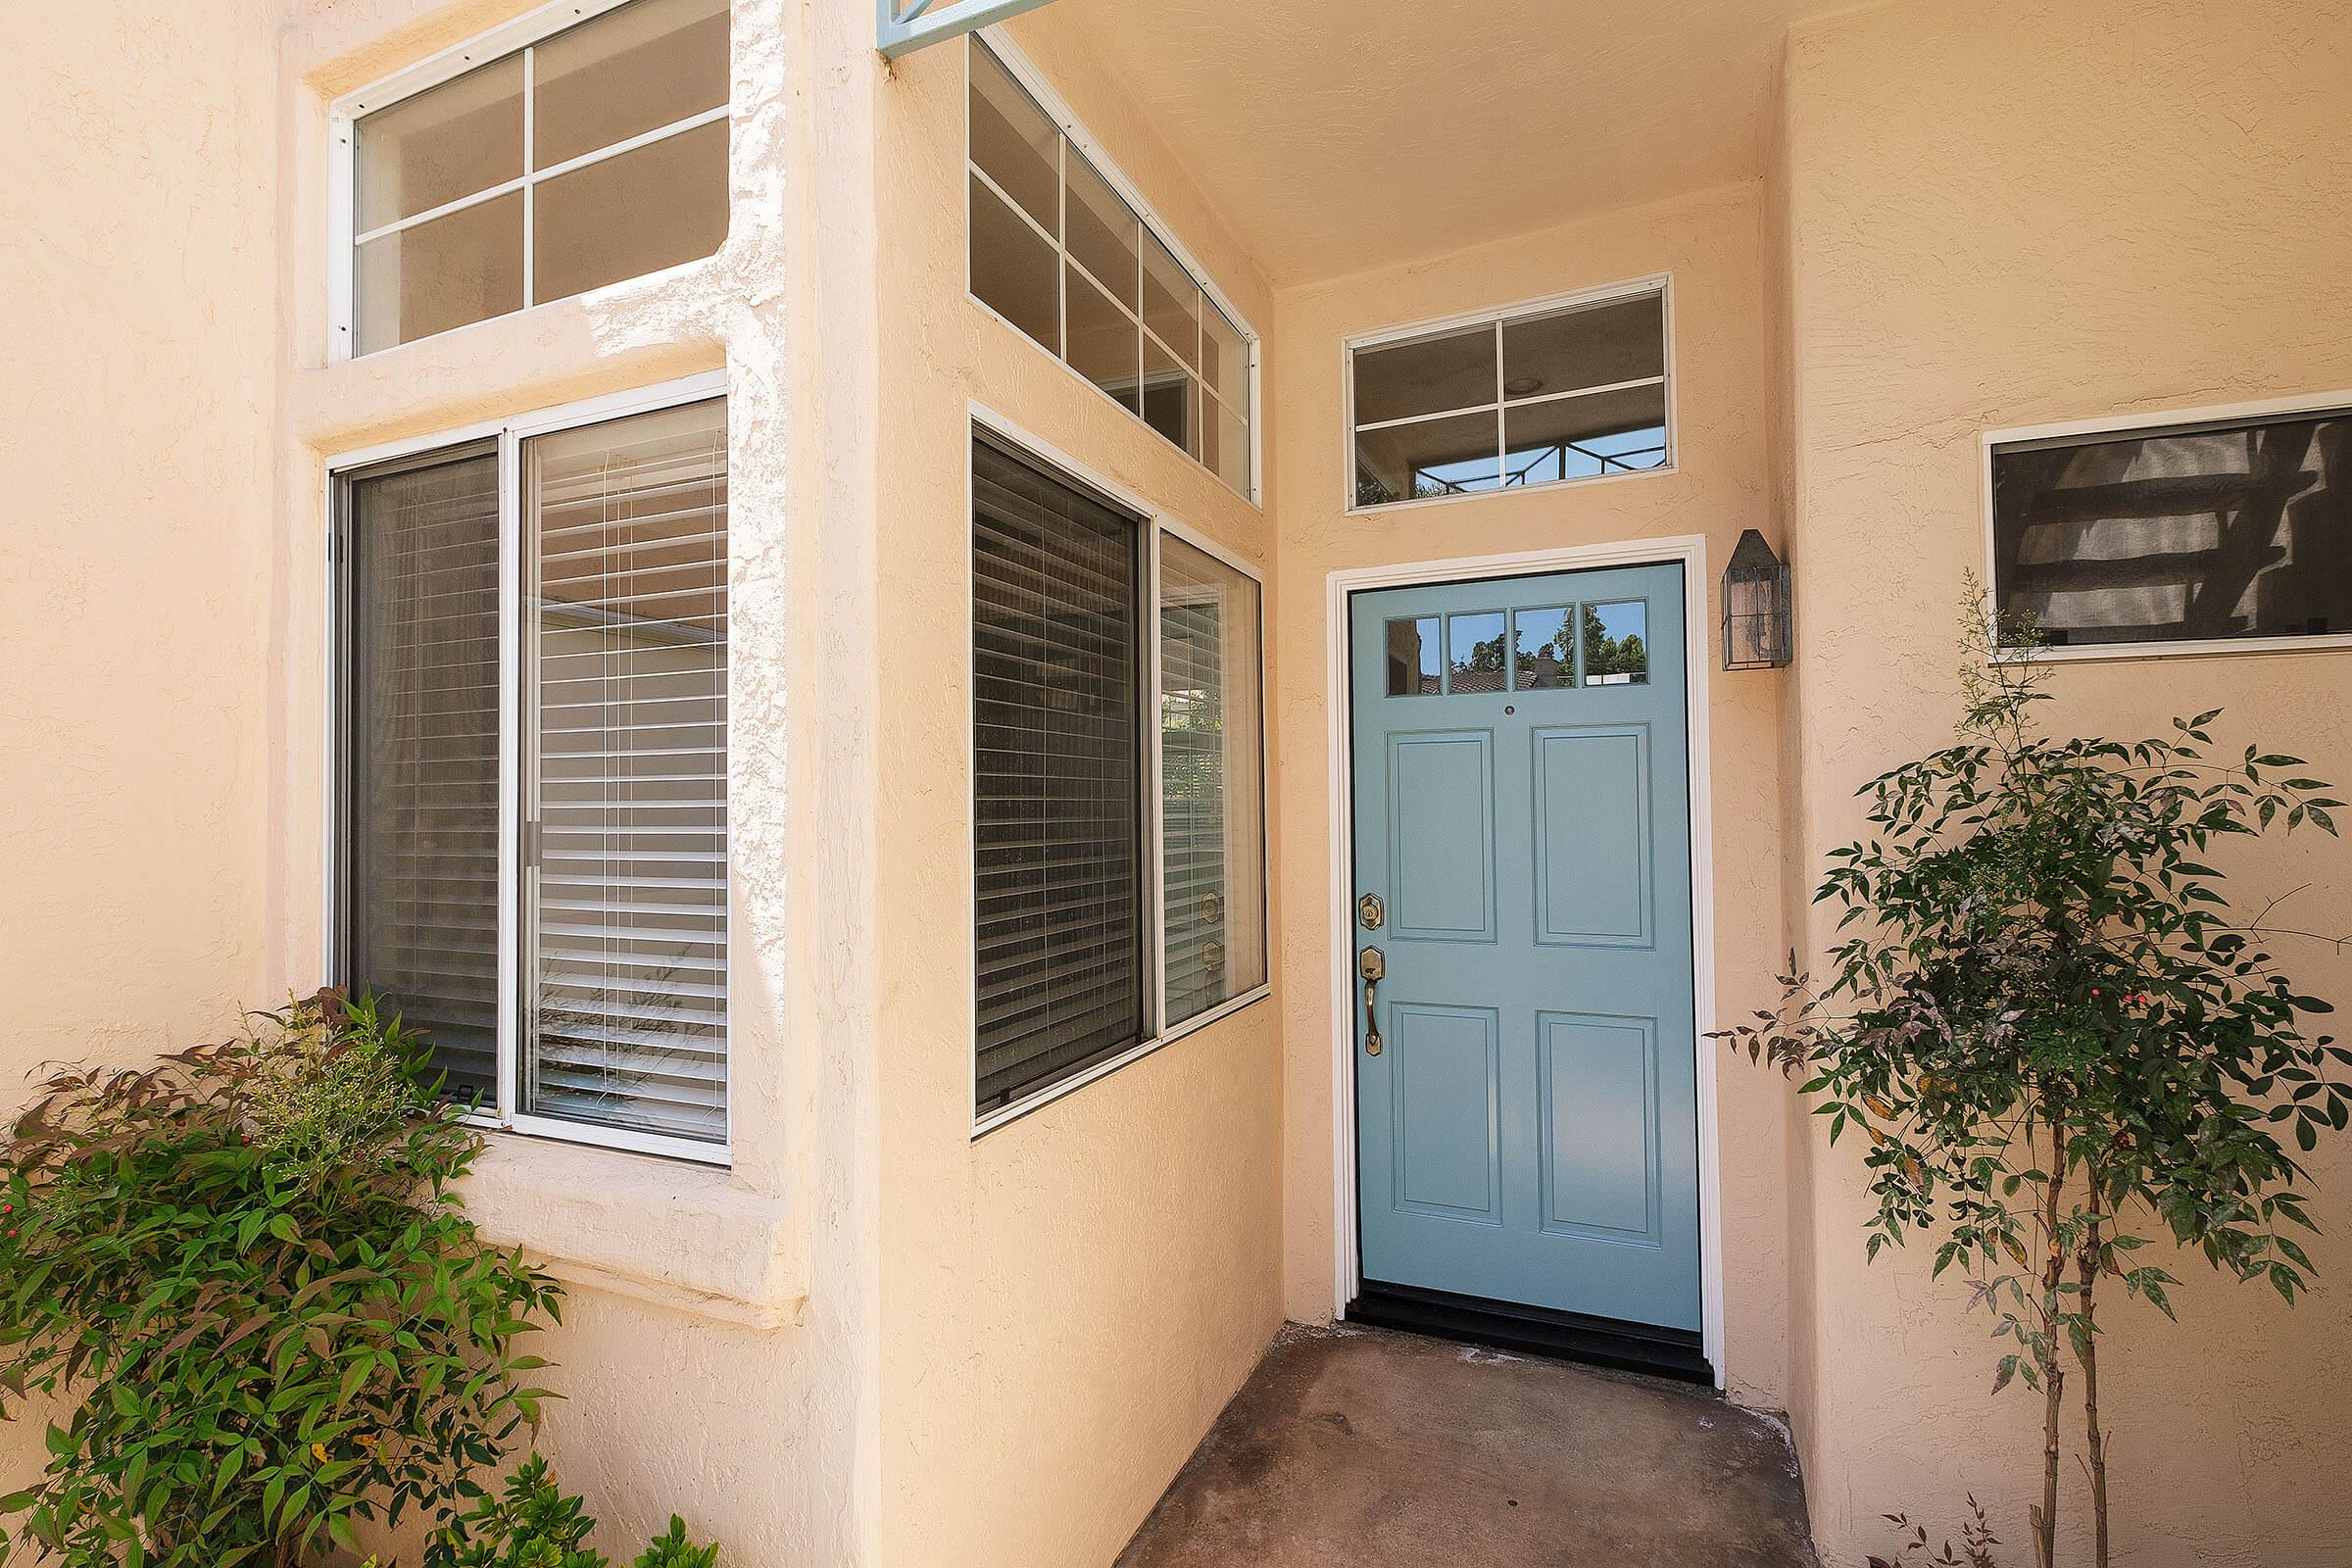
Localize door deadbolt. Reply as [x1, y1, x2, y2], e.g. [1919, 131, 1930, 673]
[1356, 893, 1385, 930]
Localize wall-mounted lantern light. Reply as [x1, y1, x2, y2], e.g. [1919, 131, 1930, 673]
[1722, 528, 1792, 670]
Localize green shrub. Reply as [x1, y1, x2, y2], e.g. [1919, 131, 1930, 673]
[0, 993, 563, 1567]
[426, 1454, 600, 1568]
[425, 1455, 719, 1568]
[633, 1517, 718, 1568]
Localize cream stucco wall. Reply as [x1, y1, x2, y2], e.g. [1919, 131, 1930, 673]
[1265, 180, 1798, 1410]
[869, 15, 1289, 1568]
[0, 0, 285, 1510]
[1777, 0, 2352, 1562]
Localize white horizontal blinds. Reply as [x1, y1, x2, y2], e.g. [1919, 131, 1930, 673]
[345, 447, 503, 1100]
[1158, 537, 1268, 1028]
[523, 398, 729, 1143]
[972, 436, 1147, 1113]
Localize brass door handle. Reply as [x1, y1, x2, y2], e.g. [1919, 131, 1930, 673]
[1358, 947, 1385, 1055]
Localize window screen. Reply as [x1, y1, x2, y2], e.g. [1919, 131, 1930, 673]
[1991, 409, 2352, 649]
[350, 0, 729, 355]
[972, 435, 1147, 1115]
[523, 399, 730, 1143]
[1159, 537, 1267, 1028]
[342, 445, 503, 1101]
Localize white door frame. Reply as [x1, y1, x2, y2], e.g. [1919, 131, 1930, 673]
[1324, 533, 1726, 1387]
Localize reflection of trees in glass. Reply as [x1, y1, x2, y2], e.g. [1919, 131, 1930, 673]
[1515, 613, 1574, 687]
[1582, 603, 1646, 681]
[1355, 473, 1466, 508]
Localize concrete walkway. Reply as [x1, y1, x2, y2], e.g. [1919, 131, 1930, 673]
[1116, 1323, 1816, 1568]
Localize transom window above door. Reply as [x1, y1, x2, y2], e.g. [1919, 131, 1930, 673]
[965, 36, 1257, 498]
[1348, 283, 1671, 511]
[334, 0, 730, 357]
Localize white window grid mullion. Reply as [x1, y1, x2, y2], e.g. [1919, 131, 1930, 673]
[1146, 523, 1168, 1039]
[521, 46, 536, 310]
[1056, 130, 1068, 360]
[351, 107, 732, 251]
[495, 422, 523, 1126]
[1349, 375, 1673, 438]
[1493, 318, 1506, 483]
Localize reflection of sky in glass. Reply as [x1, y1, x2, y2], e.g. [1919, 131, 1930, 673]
[1386, 615, 1440, 695]
[1506, 423, 1667, 486]
[1511, 606, 1573, 688]
[1447, 611, 1507, 692]
[1585, 599, 1648, 685]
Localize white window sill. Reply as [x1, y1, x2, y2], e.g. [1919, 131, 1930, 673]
[459, 1134, 802, 1329]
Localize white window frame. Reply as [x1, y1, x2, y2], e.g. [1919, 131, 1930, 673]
[1342, 273, 1678, 516]
[322, 370, 734, 1165]
[966, 404, 1272, 1139]
[325, 0, 729, 364]
[963, 29, 1265, 507]
[1981, 387, 2352, 663]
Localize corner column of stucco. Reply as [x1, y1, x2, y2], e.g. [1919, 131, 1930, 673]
[248, 0, 888, 1555]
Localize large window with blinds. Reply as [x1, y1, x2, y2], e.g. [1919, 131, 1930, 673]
[335, 384, 730, 1158]
[971, 431, 1267, 1126]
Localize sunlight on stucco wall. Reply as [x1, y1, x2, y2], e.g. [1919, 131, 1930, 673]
[1778, 1, 2352, 1562]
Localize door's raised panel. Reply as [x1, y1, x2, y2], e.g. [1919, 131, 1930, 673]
[1537, 1011, 1662, 1247]
[1387, 730, 1496, 943]
[1390, 1003, 1501, 1224]
[1533, 724, 1652, 947]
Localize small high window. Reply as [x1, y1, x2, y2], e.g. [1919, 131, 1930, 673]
[1348, 284, 1670, 510]
[340, 0, 730, 357]
[966, 38, 1256, 497]
[1989, 404, 2352, 653]
[970, 430, 1267, 1126]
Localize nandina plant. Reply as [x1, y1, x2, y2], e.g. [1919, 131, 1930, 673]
[0, 992, 563, 1567]
[1720, 594, 2350, 1568]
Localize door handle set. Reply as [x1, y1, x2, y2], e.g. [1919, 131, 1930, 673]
[1358, 946, 1385, 1055]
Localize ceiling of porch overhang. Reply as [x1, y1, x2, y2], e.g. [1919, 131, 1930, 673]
[1038, 0, 1836, 288]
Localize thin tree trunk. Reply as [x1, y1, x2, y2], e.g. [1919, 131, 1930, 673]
[2031, 1124, 2068, 1568]
[2078, 1179, 2110, 1568]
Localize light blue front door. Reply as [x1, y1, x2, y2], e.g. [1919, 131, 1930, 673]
[1349, 563, 1700, 1332]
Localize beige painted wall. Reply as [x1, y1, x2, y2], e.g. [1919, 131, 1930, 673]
[865, 13, 1290, 1567]
[1778, 0, 2352, 1562]
[0, 0, 285, 1509]
[1265, 179, 1798, 1410]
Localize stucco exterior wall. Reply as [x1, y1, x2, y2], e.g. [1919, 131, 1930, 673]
[866, 15, 1289, 1567]
[0, 0, 285, 1508]
[1778, 0, 2352, 1562]
[1264, 180, 1798, 1411]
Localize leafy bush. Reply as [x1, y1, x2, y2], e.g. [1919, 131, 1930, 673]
[1724, 595, 2348, 1568]
[425, 1455, 599, 1568]
[0, 993, 563, 1567]
[424, 1455, 718, 1568]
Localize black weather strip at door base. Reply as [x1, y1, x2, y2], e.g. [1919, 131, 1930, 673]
[1346, 1280, 1713, 1385]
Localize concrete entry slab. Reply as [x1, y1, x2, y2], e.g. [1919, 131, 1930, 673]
[1116, 1323, 1815, 1568]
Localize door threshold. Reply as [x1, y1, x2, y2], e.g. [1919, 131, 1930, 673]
[1346, 1280, 1713, 1386]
